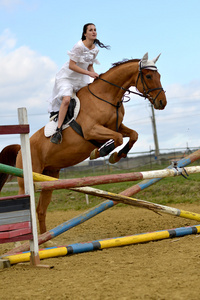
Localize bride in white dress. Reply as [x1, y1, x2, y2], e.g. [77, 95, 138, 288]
[48, 23, 110, 144]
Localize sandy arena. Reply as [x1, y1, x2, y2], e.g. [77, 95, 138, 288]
[1, 204, 200, 300]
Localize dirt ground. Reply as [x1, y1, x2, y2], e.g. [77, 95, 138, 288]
[1, 203, 200, 300]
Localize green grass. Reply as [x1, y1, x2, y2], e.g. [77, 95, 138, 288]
[1, 161, 200, 211]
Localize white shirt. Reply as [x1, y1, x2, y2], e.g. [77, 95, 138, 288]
[48, 40, 99, 112]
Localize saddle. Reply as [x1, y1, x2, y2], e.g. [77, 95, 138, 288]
[44, 93, 102, 148]
[44, 93, 80, 137]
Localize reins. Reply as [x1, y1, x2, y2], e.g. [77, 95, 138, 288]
[98, 77, 145, 98]
[87, 75, 146, 132]
[87, 62, 165, 131]
[88, 83, 122, 131]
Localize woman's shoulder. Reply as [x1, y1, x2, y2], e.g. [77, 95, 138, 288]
[72, 40, 84, 50]
[68, 40, 84, 56]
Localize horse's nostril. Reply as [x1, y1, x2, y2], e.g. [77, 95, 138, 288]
[160, 100, 163, 107]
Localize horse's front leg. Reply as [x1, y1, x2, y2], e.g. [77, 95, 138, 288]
[83, 124, 124, 160]
[109, 123, 138, 164]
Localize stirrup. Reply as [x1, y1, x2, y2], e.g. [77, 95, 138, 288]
[50, 128, 62, 144]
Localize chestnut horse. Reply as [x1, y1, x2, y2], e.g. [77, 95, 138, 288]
[0, 53, 167, 234]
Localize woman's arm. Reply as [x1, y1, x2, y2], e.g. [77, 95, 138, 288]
[69, 60, 99, 79]
[88, 64, 95, 72]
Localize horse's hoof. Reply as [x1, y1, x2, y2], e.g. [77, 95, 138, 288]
[109, 152, 120, 164]
[90, 148, 100, 160]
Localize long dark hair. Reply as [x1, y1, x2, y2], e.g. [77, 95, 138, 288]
[81, 23, 110, 50]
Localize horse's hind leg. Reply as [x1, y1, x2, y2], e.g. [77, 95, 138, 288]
[109, 123, 138, 164]
[36, 169, 60, 234]
[0, 144, 21, 191]
[37, 189, 54, 234]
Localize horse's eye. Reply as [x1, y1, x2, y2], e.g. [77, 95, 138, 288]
[146, 74, 152, 79]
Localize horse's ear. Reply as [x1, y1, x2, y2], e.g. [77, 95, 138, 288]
[153, 53, 161, 64]
[142, 52, 148, 63]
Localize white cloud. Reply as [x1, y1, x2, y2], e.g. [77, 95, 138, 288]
[0, 29, 58, 151]
[0, 29, 16, 53]
[0, 30, 58, 115]
[166, 81, 200, 100]
[121, 80, 200, 152]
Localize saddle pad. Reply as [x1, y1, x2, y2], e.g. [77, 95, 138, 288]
[44, 93, 80, 137]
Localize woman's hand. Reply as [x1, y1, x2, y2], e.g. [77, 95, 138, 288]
[88, 71, 99, 79]
[69, 60, 99, 79]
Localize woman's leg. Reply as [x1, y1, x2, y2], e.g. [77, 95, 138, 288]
[57, 96, 71, 128]
[50, 96, 71, 144]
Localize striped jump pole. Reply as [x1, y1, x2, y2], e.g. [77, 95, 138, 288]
[124, 149, 200, 197]
[2, 162, 200, 193]
[34, 165, 200, 192]
[0, 163, 57, 182]
[2, 163, 200, 193]
[4, 148, 200, 255]
[3, 224, 200, 265]
[70, 186, 200, 222]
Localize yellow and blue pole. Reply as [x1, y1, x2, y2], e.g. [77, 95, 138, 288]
[4, 224, 200, 265]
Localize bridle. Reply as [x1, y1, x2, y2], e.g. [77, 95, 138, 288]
[135, 61, 164, 106]
[87, 62, 165, 130]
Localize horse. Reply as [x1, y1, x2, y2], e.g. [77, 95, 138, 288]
[0, 52, 167, 234]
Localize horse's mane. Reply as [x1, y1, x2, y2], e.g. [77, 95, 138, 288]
[110, 58, 140, 69]
[96, 58, 140, 79]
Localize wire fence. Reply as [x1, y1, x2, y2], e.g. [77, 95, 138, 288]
[61, 146, 200, 178]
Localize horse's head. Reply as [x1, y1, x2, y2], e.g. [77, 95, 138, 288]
[136, 53, 167, 110]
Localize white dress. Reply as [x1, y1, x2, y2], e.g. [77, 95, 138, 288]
[48, 40, 100, 113]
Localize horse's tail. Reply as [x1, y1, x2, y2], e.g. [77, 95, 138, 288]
[0, 144, 21, 191]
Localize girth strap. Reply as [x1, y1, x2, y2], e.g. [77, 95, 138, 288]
[69, 119, 83, 136]
[69, 119, 102, 148]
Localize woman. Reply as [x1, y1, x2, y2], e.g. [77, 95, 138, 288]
[48, 23, 110, 144]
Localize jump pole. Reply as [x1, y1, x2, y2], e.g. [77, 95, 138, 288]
[3, 224, 200, 265]
[123, 149, 200, 197]
[69, 186, 200, 222]
[0, 163, 57, 182]
[4, 148, 200, 256]
[34, 165, 200, 191]
[1, 163, 200, 191]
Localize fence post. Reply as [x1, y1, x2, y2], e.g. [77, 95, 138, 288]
[18, 108, 40, 265]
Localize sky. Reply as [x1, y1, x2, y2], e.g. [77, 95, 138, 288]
[0, 0, 200, 157]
